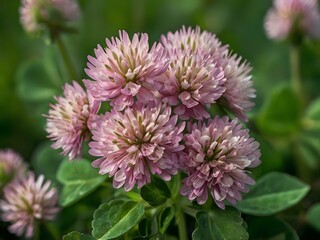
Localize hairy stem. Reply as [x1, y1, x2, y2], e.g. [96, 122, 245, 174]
[290, 44, 304, 105]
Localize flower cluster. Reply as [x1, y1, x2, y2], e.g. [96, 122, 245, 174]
[264, 0, 320, 41]
[20, 0, 80, 34]
[45, 26, 260, 209]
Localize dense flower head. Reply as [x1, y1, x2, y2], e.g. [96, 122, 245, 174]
[0, 173, 59, 238]
[45, 81, 99, 160]
[161, 26, 226, 56]
[0, 149, 27, 188]
[84, 31, 169, 111]
[180, 116, 261, 209]
[89, 101, 185, 191]
[161, 26, 255, 121]
[218, 53, 255, 122]
[20, 0, 80, 34]
[156, 49, 226, 120]
[264, 0, 320, 40]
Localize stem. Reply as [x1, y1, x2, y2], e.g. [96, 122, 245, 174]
[176, 206, 188, 240]
[43, 222, 60, 240]
[290, 44, 304, 105]
[34, 220, 40, 240]
[55, 33, 78, 80]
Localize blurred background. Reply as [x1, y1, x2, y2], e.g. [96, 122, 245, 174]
[0, 0, 319, 158]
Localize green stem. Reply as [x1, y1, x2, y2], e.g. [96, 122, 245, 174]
[55, 33, 78, 80]
[290, 44, 304, 105]
[176, 206, 188, 240]
[43, 222, 60, 240]
[34, 220, 40, 240]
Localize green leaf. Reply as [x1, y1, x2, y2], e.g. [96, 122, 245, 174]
[192, 207, 248, 240]
[236, 172, 310, 216]
[257, 85, 301, 136]
[306, 203, 320, 232]
[140, 177, 171, 206]
[305, 98, 320, 121]
[15, 60, 58, 102]
[297, 140, 319, 169]
[247, 216, 299, 240]
[63, 231, 96, 240]
[158, 206, 175, 234]
[31, 141, 64, 186]
[92, 199, 145, 240]
[57, 159, 107, 207]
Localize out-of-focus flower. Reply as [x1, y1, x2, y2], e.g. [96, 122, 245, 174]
[264, 0, 320, 41]
[156, 49, 225, 120]
[0, 149, 27, 188]
[161, 26, 255, 121]
[89, 102, 185, 191]
[180, 116, 260, 209]
[45, 81, 99, 160]
[84, 30, 168, 111]
[19, 0, 80, 34]
[0, 173, 59, 238]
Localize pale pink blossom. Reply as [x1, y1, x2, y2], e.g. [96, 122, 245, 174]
[45, 81, 100, 160]
[218, 53, 256, 122]
[161, 26, 255, 121]
[84, 31, 168, 111]
[0, 173, 59, 238]
[155, 49, 225, 120]
[180, 116, 260, 209]
[20, 0, 80, 34]
[0, 149, 27, 187]
[264, 0, 320, 40]
[89, 102, 185, 191]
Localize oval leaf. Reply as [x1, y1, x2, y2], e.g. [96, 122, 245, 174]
[247, 216, 299, 240]
[92, 200, 145, 240]
[306, 203, 320, 232]
[63, 231, 96, 240]
[236, 172, 310, 216]
[57, 159, 107, 206]
[158, 206, 175, 234]
[192, 207, 248, 240]
[141, 177, 171, 206]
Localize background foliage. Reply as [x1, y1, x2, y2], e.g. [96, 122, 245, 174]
[1, 0, 320, 239]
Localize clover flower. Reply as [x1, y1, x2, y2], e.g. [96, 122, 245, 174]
[180, 116, 261, 209]
[84, 31, 168, 111]
[89, 102, 185, 191]
[0, 149, 27, 188]
[19, 0, 80, 34]
[0, 173, 59, 238]
[264, 0, 320, 41]
[156, 49, 225, 120]
[161, 26, 255, 121]
[45, 81, 99, 160]
[218, 54, 256, 122]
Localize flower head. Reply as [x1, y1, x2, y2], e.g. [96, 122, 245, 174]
[156, 49, 225, 120]
[84, 31, 168, 111]
[0, 149, 27, 188]
[161, 26, 255, 121]
[0, 173, 59, 238]
[19, 0, 80, 34]
[218, 53, 256, 122]
[89, 102, 185, 191]
[264, 0, 320, 41]
[45, 81, 99, 160]
[180, 116, 260, 209]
